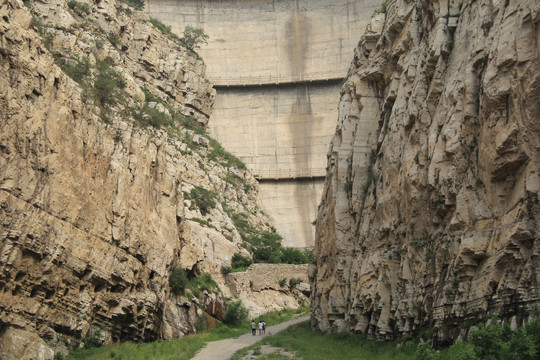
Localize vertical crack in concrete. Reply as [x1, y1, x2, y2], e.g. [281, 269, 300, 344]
[285, 0, 309, 78]
[291, 84, 316, 247]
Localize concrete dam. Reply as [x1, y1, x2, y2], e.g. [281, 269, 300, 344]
[146, 0, 381, 248]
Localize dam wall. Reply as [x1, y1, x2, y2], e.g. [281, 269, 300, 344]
[146, 0, 381, 248]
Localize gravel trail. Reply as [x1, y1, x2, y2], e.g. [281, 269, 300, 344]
[190, 315, 309, 360]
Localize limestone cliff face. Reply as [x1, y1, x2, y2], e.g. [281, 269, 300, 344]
[0, 0, 305, 358]
[311, 0, 540, 344]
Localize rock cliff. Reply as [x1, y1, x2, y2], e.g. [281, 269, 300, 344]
[0, 0, 306, 358]
[311, 0, 540, 345]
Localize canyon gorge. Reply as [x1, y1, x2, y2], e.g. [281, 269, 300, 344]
[0, 0, 539, 359]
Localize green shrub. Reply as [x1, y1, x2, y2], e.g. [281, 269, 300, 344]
[81, 326, 105, 349]
[57, 55, 91, 84]
[169, 267, 188, 295]
[141, 86, 163, 104]
[446, 341, 477, 360]
[190, 217, 214, 228]
[223, 300, 249, 326]
[178, 115, 205, 134]
[188, 273, 219, 294]
[107, 33, 121, 48]
[279, 278, 287, 287]
[416, 341, 439, 360]
[67, 0, 90, 16]
[221, 266, 231, 275]
[469, 320, 507, 359]
[195, 314, 206, 332]
[505, 327, 536, 360]
[231, 253, 252, 269]
[303, 248, 316, 264]
[207, 137, 246, 169]
[525, 310, 540, 348]
[94, 59, 126, 106]
[230, 213, 285, 264]
[288, 277, 302, 288]
[180, 25, 209, 51]
[231, 213, 257, 239]
[280, 247, 309, 264]
[149, 18, 180, 42]
[132, 104, 172, 128]
[189, 186, 217, 215]
[252, 231, 283, 263]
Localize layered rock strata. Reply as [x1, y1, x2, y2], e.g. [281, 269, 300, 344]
[311, 0, 540, 344]
[0, 0, 306, 358]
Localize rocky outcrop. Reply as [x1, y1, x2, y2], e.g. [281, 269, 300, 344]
[226, 264, 310, 318]
[311, 0, 540, 345]
[0, 0, 305, 359]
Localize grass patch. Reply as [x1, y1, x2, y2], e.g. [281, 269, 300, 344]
[258, 306, 309, 326]
[231, 321, 416, 360]
[189, 217, 215, 229]
[67, 331, 220, 360]
[67, 307, 309, 360]
[131, 104, 173, 128]
[148, 17, 181, 43]
[208, 137, 246, 169]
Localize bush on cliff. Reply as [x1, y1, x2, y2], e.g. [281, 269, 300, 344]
[180, 25, 209, 52]
[188, 186, 217, 216]
[231, 253, 252, 269]
[169, 267, 188, 295]
[223, 300, 249, 326]
[280, 247, 316, 265]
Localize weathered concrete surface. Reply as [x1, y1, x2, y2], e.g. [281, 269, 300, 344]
[311, 0, 540, 345]
[258, 180, 324, 248]
[146, 0, 382, 248]
[146, 0, 381, 82]
[210, 83, 339, 179]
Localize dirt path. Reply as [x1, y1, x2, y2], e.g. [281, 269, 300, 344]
[190, 315, 309, 360]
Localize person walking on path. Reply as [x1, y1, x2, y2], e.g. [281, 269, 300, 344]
[190, 315, 309, 360]
[262, 321, 266, 335]
[251, 321, 256, 336]
[258, 320, 263, 335]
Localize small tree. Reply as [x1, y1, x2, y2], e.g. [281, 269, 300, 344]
[223, 300, 249, 326]
[181, 25, 209, 51]
[231, 253, 252, 269]
[169, 267, 188, 295]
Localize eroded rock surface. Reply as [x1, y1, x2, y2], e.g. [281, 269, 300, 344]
[311, 0, 540, 344]
[0, 0, 306, 358]
[227, 264, 310, 318]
